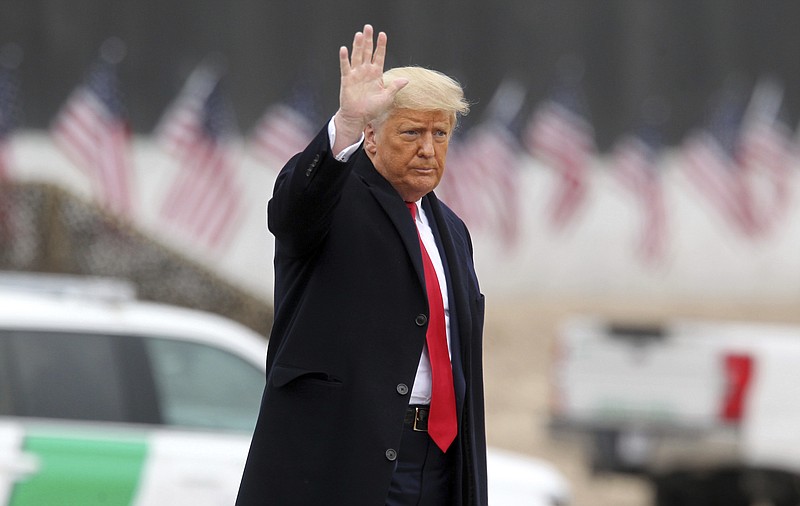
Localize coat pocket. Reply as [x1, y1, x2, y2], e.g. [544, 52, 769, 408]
[270, 364, 343, 389]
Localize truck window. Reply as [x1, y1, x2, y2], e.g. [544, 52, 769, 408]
[145, 338, 264, 432]
[1, 330, 128, 422]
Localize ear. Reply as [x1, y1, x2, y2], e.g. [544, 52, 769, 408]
[364, 123, 378, 155]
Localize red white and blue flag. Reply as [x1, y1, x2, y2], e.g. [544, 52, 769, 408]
[736, 79, 792, 232]
[249, 103, 314, 170]
[156, 64, 243, 251]
[524, 97, 595, 230]
[680, 82, 788, 238]
[612, 132, 668, 264]
[438, 123, 522, 247]
[51, 55, 134, 216]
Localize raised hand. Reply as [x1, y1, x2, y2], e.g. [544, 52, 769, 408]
[333, 24, 408, 151]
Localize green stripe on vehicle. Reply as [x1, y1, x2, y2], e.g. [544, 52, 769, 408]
[9, 434, 147, 506]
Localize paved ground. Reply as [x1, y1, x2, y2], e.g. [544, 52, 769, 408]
[481, 295, 800, 506]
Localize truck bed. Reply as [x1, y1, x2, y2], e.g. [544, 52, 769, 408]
[550, 316, 800, 476]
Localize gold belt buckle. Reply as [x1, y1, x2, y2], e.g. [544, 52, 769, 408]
[412, 407, 427, 432]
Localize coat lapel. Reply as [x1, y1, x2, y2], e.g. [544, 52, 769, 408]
[424, 194, 470, 410]
[425, 193, 472, 343]
[352, 152, 426, 292]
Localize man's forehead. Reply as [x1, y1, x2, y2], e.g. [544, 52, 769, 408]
[390, 108, 452, 125]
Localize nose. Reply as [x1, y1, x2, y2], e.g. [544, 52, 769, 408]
[418, 133, 435, 157]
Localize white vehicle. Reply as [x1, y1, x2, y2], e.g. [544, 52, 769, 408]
[0, 272, 570, 506]
[552, 315, 800, 506]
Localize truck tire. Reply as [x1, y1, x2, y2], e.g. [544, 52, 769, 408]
[742, 470, 800, 506]
[653, 471, 749, 506]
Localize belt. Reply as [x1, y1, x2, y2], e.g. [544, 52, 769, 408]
[404, 405, 430, 432]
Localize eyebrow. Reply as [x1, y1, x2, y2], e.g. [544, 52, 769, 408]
[397, 120, 451, 130]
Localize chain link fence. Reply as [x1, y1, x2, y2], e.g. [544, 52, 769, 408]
[0, 181, 273, 337]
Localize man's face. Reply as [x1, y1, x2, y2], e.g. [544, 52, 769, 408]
[364, 109, 453, 203]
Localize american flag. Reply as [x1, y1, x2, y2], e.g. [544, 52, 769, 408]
[681, 88, 760, 237]
[524, 99, 595, 230]
[437, 139, 482, 229]
[612, 133, 667, 265]
[438, 123, 522, 247]
[0, 61, 19, 181]
[51, 57, 133, 216]
[156, 65, 243, 251]
[249, 103, 314, 170]
[736, 79, 792, 231]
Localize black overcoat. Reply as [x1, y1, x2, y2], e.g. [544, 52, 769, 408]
[237, 126, 488, 505]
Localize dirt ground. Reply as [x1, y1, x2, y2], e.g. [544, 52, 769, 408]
[481, 295, 800, 506]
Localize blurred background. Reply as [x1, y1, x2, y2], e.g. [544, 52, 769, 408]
[3, 1, 800, 504]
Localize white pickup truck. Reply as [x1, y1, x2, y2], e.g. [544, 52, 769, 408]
[550, 315, 800, 506]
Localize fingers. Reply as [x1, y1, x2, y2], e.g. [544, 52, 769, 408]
[339, 46, 350, 76]
[346, 24, 386, 69]
[350, 30, 364, 67]
[372, 31, 387, 68]
[350, 24, 372, 67]
[363, 25, 374, 64]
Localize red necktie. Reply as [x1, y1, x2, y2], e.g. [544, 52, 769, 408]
[406, 202, 457, 452]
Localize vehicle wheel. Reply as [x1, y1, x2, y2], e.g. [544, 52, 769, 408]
[653, 472, 699, 506]
[653, 471, 750, 506]
[707, 470, 750, 506]
[742, 470, 800, 506]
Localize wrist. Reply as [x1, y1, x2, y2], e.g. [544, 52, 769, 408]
[333, 110, 366, 143]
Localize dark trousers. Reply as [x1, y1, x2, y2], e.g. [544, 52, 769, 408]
[385, 419, 454, 506]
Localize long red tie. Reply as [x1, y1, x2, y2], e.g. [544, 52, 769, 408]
[406, 202, 457, 452]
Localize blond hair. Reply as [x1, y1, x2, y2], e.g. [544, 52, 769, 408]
[378, 66, 470, 128]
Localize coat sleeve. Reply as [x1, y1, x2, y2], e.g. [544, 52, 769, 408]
[268, 124, 357, 258]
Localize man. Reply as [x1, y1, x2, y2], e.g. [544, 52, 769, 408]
[237, 24, 487, 505]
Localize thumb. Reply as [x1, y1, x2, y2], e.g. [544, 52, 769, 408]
[386, 78, 409, 97]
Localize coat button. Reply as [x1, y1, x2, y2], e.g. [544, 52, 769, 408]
[305, 155, 320, 176]
[385, 449, 398, 461]
[415, 314, 427, 326]
[396, 383, 409, 395]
